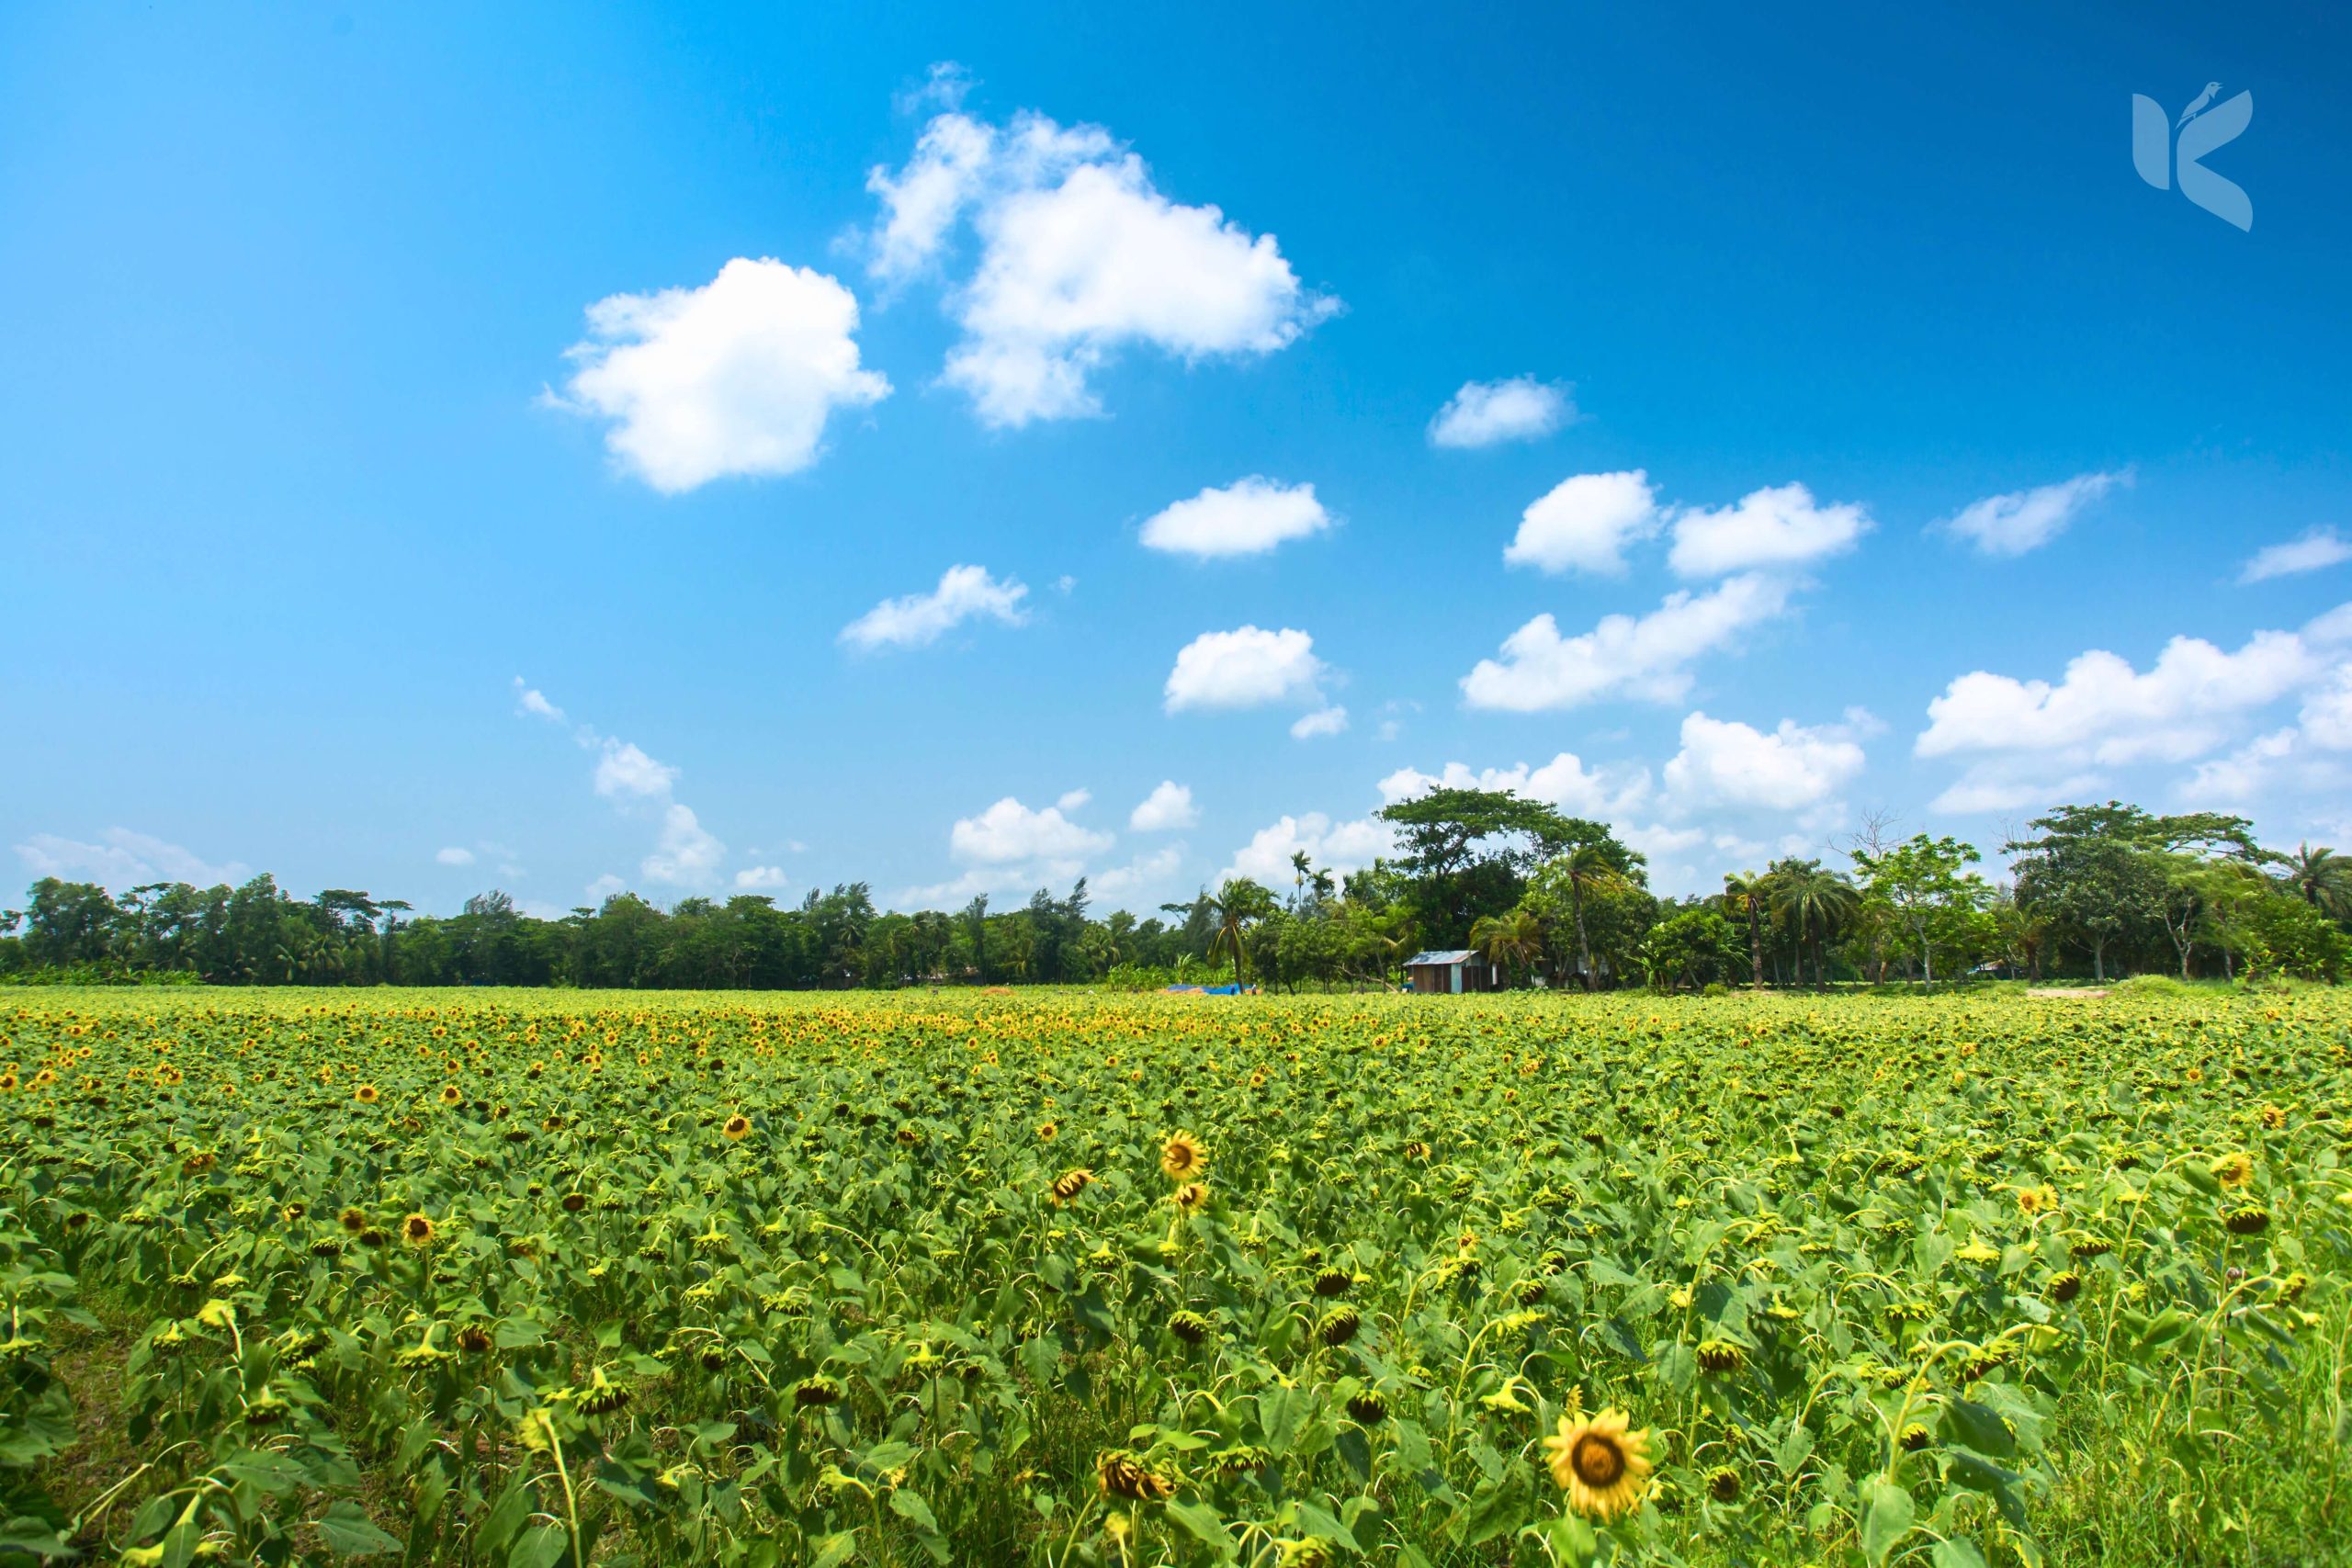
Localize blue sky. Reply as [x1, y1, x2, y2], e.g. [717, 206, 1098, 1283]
[5, 2, 2349, 917]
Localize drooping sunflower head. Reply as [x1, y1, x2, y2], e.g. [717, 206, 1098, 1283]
[1166, 1308, 1212, 1345]
[2224, 1203, 2271, 1236]
[1316, 1304, 1362, 1347]
[401, 1213, 436, 1247]
[1344, 1388, 1390, 1425]
[1544, 1407, 1653, 1521]
[1049, 1168, 1095, 1204]
[721, 1114, 752, 1142]
[1312, 1267, 1353, 1298]
[1160, 1131, 1207, 1181]
[1704, 1464, 1742, 1504]
[2211, 1151, 2255, 1190]
[1695, 1338, 1747, 1374]
[2049, 1269, 2084, 1304]
[338, 1206, 368, 1234]
[1094, 1449, 1176, 1504]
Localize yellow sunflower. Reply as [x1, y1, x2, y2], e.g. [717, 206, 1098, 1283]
[439, 1084, 464, 1106]
[1172, 1180, 1210, 1213]
[721, 1114, 752, 1141]
[401, 1213, 437, 1247]
[1160, 1131, 1208, 1181]
[1544, 1407, 1653, 1521]
[2211, 1151, 2254, 1190]
[354, 1084, 379, 1103]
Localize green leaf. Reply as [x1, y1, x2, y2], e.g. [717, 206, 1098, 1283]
[1165, 1499, 1236, 1560]
[1860, 1478, 1915, 1568]
[507, 1525, 568, 1568]
[1932, 1540, 1990, 1568]
[1944, 1400, 2016, 1458]
[809, 1531, 858, 1568]
[888, 1490, 941, 1534]
[313, 1501, 403, 1558]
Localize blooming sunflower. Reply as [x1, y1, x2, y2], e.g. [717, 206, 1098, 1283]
[354, 1084, 379, 1104]
[721, 1114, 752, 1141]
[2211, 1151, 2254, 1190]
[439, 1084, 463, 1106]
[1544, 1408, 1653, 1521]
[1172, 1180, 1210, 1214]
[1160, 1131, 1207, 1181]
[401, 1213, 437, 1247]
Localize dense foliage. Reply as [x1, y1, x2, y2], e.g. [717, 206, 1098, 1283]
[4, 797, 2347, 992]
[4, 987, 2346, 1565]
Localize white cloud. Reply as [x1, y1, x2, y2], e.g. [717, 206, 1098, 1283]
[2301, 664, 2352, 750]
[2241, 527, 2352, 584]
[1220, 812, 1396, 886]
[734, 865, 790, 892]
[554, 257, 889, 492]
[1460, 572, 1792, 712]
[1093, 843, 1185, 901]
[865, 107, 1334, 426]
[1290, 705, 1350, 739]
[1139, 477, 1332, 558]
[642, 803, 726, 886]
[1504, 470, 1659, 577]
[1130, 781, 1199, 831]
[1429, 377, 1575, 449]
[435, 846, 477, 867]
[840, 564, 1030, 650]
[585, 874, 627, 902]
[594, 739, 681, 799]
[1660, 712, 1866, 812]
[2309, 602, 2352, 647]
[1916, 630, 2315, 767]
[1056, 788, 1092, 812]
[1667, 482, 1871, 578]
[949, 795, 1114, 865]
[1940, 470, 2128, 558]
[514, 679, 567, 724]
[1377, 752, 1651, 821]
[1165, 626, 1329, 712]
[2183, 728, 2300, 803]
[12, 829, 251, 890]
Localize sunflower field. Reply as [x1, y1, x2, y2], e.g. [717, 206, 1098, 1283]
[2, 988, 2346, 1567]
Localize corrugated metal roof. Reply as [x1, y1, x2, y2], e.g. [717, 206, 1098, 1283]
[1405, 950, 1477, 965]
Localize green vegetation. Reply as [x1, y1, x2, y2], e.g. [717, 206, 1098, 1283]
[4, 796, 2346, 992]
[4, 986, 2347, 1564]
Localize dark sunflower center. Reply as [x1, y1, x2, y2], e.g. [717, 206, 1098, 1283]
[1572, 1434, 1624, 1486]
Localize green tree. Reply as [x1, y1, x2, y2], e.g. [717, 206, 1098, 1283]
[1468, 906, 1544, 987]
[1717, 869, 1771, 989]
[1849, 833, 1986, 984]
[1770, 861, 1860, 987]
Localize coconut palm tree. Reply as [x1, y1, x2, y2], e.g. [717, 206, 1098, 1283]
[2283, 843, 2352, 919]
[1469, 907, 1545, 987]
[1770, 864, 1861, 988]
[1717, 870, 1771, 989]
[1204, 878, 1273, 989]
[1552, 843, 1633, 990]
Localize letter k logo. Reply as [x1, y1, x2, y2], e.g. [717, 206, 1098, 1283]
[2132, 87, 2253, 231]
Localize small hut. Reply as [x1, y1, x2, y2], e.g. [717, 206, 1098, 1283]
[1403, 949, 1501, 994]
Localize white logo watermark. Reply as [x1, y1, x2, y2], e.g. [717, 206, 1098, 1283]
[2132, 83, 2252, 231]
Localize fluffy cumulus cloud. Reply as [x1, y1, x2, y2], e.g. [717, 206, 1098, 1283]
[1092, 843, 1186, 900]
[2183, 728, 2301, 803]
[554, 258, 889, 492]
[2301, 662, 2352, 750]
[516, 678, 775, 891]
[1666, 483, 1871, 578]
[1377, 752, 1652, 821]
[1165, 626, 1329, 712]
[864, 97, 1334, 425]
[1461, 573, 1792, 711]
[2240, 526, 2352, 584]
[1130, 781, 1199, 831]
[839, 564, 1030, 650]
[1429, 376, 1575, 449]
[1913, 617, 2352, 813]
[594, 739, 680, 800]
[435, 846, 476, 867]
[1660, 712, 1866, 812]
[733, 864, 790, 892]
[12, 829, 250, 889]
[1939, 470, 2128, 558]
[1290, 705, 1350, 739]
[1220, 812, 1396, 886]
[1504, 470, 1660, 577]
[949, 795, 1115, 865]
[1139, 478, 1331, 558]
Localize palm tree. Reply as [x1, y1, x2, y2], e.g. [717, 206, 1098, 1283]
[1553, 843, 1632, 990]
[1204, 878, 1272, 989]
[1718, 870, 1770, 989]
[1469, 907, 1544, 987]
[1770, 865, 1860, 988]
[2283, 843, 2352, 919]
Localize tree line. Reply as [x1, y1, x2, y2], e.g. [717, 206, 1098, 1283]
[4, 792, 2346, 990]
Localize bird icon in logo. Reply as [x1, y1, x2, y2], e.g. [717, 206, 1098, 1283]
[2177, 82, 2222, 127]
